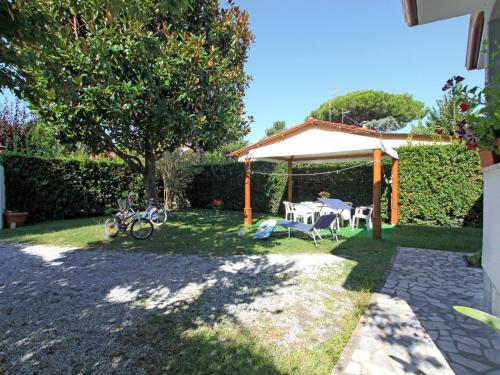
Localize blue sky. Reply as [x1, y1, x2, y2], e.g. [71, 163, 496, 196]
[1, 1, 485, 143]
[237, 0, 484, 142]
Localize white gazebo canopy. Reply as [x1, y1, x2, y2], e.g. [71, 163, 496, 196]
[230, 119, 449, 239]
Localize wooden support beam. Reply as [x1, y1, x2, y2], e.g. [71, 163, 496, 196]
[373, 149, 382, 240]
[244, 158, 252, 226]
[287, 159, 293, 202]
[391, 158, 399, 225]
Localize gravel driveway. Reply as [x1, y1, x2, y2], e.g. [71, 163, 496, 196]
[0, 243, 349, 374]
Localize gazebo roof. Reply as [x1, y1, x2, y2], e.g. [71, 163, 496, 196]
[230, 118, 444, 164]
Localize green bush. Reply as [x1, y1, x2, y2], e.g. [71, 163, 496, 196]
[397, 144, 483, 226]
[2, 154, 143, 222]
[186, 144, 483, 227]
[188, 162, 287, 213]
[2, 144, 483, 227]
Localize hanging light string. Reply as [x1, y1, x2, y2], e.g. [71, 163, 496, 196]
[250, 161, 373, 177]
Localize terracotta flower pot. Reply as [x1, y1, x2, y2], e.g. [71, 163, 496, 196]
[479, 149, 499, 168]
[4, 211, 28, 228]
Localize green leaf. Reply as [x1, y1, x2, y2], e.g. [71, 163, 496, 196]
[453, 306, 500, 331]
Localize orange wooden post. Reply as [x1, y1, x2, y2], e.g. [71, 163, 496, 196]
[372, 149, 382, 240]
[287, 159, 293, 202]
[391, 158, 399, 225]
[244, 157, 252, 226]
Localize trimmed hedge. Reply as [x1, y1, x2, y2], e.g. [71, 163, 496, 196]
[397, 144, 483, 226]
[2, 144, 483, 227]
[187, 144, 483, 227]
[188, 162, 288, 213]
[2, 154, 143, 222]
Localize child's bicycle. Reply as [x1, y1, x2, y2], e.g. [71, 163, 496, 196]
[145, 198, 168, 226]
[104, 194, 154, 240]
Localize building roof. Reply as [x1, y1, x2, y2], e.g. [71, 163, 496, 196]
[401, 0, 494, 70]
[230, 118, 445, 164]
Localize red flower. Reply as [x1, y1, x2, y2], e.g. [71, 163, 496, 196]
[435, 129, 443, 135]
[459, 102, 469, 112]
[466, 143, 478, 150]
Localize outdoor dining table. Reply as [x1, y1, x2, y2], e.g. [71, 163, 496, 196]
[299, 199, 353, 227]
[317, 198, 353, 225]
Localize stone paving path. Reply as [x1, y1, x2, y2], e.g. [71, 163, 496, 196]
[335, 247, 500, 375]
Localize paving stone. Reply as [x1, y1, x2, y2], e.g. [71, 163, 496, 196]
[361, 362, 398, 375]
[344, 361, 361, 375]
[449, 353, 491, 373]
[456, 342, 482, 355]
[450, 363, 476, 375]
[439, 329, 451, 337]
[437, 340, 458, 353]
[453, 334, 483, 348]
[358, 337, 379, 351]
[427, 330, 438, 341]
[352, 349, 370, 362]
[428, 316, 445, 322]
[484, 348, 500, 365]
[491, 336, 500, 350]
[335, 248, 499, 375]
[474, 337, 491, 347]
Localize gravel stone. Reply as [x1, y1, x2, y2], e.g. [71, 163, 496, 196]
[0, 243, 348, 374]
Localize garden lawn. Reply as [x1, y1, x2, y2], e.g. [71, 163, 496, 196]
[0, 209, 482, 374]
[0, 209, 482, 256]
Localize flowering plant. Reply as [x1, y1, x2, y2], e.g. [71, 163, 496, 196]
[211, 199, 224, 210]
[443, 75, 500, 152]
[318, 191, 331, 198]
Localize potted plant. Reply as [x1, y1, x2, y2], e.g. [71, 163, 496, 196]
[318, 191, 331, 199]
[4, 210, 28, 228]
[211, 199, 224, 215]
[442, 75, 500, 167]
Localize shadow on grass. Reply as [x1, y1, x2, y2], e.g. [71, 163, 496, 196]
[0, 241, 300, 374]
[0, 210, 485, 373]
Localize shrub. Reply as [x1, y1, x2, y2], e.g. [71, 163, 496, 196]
[2, 154, 143, 222]
[186, 144, 483, 227]
[187, 161, 287, 214]
[1, 144, 483, 227]
[397, 144, 483, 226]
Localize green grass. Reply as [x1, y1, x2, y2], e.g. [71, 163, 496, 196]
[0, 209, 483, 374]
[0, 209, 482, 255]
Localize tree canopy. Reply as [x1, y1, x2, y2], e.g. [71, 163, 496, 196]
[412, 87, 466, 136]
[5, 0, 253, 198]
[308, 90, 426, 131]
[264, 120, 286, 137]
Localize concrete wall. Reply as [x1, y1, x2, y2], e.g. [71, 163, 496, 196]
[482, 163, 500, 317]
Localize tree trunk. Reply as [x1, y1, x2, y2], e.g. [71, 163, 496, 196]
[144, 150, 157, 200]
[162, 175, 172, 209]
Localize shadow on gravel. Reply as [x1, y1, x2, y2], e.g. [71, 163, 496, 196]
[0, 243, 297, 374]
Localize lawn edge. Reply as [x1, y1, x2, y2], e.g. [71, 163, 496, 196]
[330, 245, 400, 375]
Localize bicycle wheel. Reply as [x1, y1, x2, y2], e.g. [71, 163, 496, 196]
[148, 207, 168, 226]
[104, 216, 120, 237]
[131, 218, 154, 240]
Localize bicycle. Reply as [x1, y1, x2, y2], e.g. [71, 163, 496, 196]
[145, 198, 168, 226]
[104, 194, 154, 240]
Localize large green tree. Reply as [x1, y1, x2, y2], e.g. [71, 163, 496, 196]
[308, 90, 426, 131]
[412, 87, 467, 136]
[6, 0, 253, 198]
[264, 120, 286, 137]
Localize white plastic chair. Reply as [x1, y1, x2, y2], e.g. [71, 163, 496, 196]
[318, 205, 340, 230]
[292, 203, 315, 224]
[351, 206, 373, 230]
[282, 201, 294, 220]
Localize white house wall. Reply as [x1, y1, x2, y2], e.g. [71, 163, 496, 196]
[482, 163, 500, 316]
